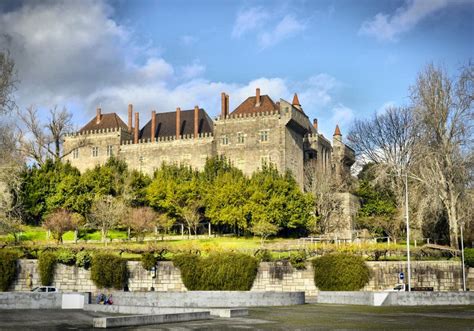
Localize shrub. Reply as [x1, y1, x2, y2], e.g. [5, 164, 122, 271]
[141, 252, 158, 270]
[38, 251, 57, 286]
[56, 249, 76, 266]
[0, 250, 20, 291]
[76, 251, 92, 269]
[464, 248, 474, 267]
[289, 250, 307, 270]
[312, 253, 371, 291]
[91, 253, 128, 289]
[173, 252, 258, 290]
[254, 249, 273, 262]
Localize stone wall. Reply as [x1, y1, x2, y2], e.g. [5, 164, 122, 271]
[11, 260, 472, 296]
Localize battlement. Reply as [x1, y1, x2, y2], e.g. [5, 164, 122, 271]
[215, 109, 281, 121]
[120, 132, 214, 146]
[65, 127, 125, 137]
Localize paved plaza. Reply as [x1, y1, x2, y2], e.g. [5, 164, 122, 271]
[0, 304, 473, 330]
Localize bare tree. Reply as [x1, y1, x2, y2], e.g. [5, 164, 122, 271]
[304, 165, 343, 235]
[123, 207, 156, 242]
[251, 219, 279, 247]
[88, 195, 126, 245]
[182, 202, 202, 238]
[0, 51, 16, 115]
[410, 63, 473, 249]
[43, 209, 78, 244]
[155, 212, 175, 240]
[17, 106, 88, 164]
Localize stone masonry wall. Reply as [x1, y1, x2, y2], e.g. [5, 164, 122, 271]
[11, 260, 473, 296]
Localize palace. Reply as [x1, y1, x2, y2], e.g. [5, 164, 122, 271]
[64, 88, 357, 239]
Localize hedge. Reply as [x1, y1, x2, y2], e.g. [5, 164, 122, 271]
[141, 252, 158, 270]
[38, 251, 57, 286]
[0, 250, 19, 291]
[312, 253, 371, 291]
[465, 248, 474, 267]
[173, 252, 258, 290]
[91, 253, 128, 289]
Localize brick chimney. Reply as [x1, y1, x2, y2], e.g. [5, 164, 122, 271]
[256, 88, 261, 107]
[225, 94, 229, 115]
[127, 104, 133, 132]
[221, 92, 228, 118]
[176, 107, 181, 139]
[194, 105, 199, 138]
[151, 110, 156, 141]
[96, 107, 101, 124]
[313, 118, 318, 131]
[134, 112, 139, 144]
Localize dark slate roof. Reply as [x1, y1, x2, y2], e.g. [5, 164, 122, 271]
[230, 95, 278, 116]
[139, 108, 213, 139]
[79, 113, 128, 133]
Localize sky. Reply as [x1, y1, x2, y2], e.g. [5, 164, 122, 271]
[0, 0, 473, 138]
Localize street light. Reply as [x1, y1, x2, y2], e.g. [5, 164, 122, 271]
[460, 221, 466, 291]
[404, 172, 412, 292]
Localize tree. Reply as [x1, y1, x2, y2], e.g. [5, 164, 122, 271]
[182, 201, 203, 238]
[43, 209, 78, 243]
[123, 207, 156, 241]
[155, 212, 175, 240]
[0, 51, 16, 115]
[251, 219, 280, 246]
[88, 195, 126, 244]
[410, 63, 473, 249]
[17, 106, 88, 164]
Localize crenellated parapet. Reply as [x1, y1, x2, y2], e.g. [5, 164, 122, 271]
[64, 127, 123, 137]
[120, 132, 214, 146]
[215, 110, 281, 121]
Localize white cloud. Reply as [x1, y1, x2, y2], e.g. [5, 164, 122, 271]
[331, 103, 354, 130]
[179, 61, 206, 81]
[0, 0, 353, 138]
[258, 15, 307, 49]
[232, 7, 307, 49]
[180, 35, 198, 46]
[376, 101, 396, 115]
[359, 0, 450, 41]
[231, 7, 270, 38]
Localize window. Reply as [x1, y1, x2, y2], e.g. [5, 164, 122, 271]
[92, 146, 99, 157]
[107, 145, 113, 157]
[73, 149, 79, 159]
[221, 135, 229, 145]
[259, 130, 269, 142]
[237, 132, 245, 144]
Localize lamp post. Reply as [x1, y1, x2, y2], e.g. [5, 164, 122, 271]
[460, 221, 466, 291]
[404, 172, 411, 292]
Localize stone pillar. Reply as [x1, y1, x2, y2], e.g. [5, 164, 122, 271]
[194, 105, 199, 138]
[128, 104, 133, 131]
[176, 107, 181, 139]
[96, 107, 101, 124]
[151, 110, 156, 141]
[134, 112, 139, 144]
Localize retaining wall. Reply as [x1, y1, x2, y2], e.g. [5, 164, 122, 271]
[10, 260, 474, 297]
[317, 291, 474, 306]
[0, 292, 62, 309]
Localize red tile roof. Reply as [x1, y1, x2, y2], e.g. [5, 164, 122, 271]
[230, 95, 278, 115]
[80, 113, 128, 133]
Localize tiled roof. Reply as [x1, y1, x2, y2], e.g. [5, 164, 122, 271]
[139, 108, 213, 139]
[79, 113, 128, 133]
[230, 95, 278, 115]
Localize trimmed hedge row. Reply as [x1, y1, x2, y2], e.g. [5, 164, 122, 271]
[312, 253, 371, 291]
[465, 248, 474, 267]
[0, 250, 20, 291]
[173, 252, 259, 290]
[91, 254, 128, 289]
[38, 251, 57, 286]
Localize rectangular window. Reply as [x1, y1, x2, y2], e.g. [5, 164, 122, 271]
[259, 130, 269, 142]
[221, 135, 229, 145]
[92, 146, 99, 157]
[72, 149, 79, 159]
[107, 145, 113, 156]
[237, 132, 245, 144]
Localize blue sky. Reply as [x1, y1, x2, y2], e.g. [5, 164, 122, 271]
[0, 0, 472, 138]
